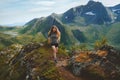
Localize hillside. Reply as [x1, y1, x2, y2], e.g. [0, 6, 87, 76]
[20, 14, 74, 45]
[0, 33, 16, 49]
[0, 42, 69, 80]
[106, 22, 120, 49]
[0, 42, 120, 80]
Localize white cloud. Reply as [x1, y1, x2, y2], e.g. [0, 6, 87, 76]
[93, 0, 120, 6]
[0, 0, 120, 25]
[33, 1, 56, 6]
[29, 7, 52, 12]
[52, 0, 87, 14]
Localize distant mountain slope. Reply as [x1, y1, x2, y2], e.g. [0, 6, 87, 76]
[0, 26, 16, 31]
[20, 14, 74, 45]
[109, 4, 120, 21]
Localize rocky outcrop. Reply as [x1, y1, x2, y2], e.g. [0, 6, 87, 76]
[10, 42, 44, 65]
[69, 45, 120, 80]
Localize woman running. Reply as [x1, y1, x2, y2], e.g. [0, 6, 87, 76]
[48, 25, 61, 63]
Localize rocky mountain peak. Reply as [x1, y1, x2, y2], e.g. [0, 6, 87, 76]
[81, 0, 112, 24]
[62, 0, 112, 24]
[87, 0, 101, 6]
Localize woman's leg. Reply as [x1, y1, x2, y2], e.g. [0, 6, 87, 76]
[52, 46, 57, 60]
[56, 47, 58, 53]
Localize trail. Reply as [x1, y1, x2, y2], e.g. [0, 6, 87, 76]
[56, 59, 84, 80]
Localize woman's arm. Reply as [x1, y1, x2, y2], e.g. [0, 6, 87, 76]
[57, 32, 61, 42]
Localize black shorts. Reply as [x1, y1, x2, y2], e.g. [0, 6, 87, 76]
[51, 43, 59, 47]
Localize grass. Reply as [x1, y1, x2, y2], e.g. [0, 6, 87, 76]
[0, 42, 69, 80]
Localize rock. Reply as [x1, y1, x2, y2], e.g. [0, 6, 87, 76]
[68, 45, 120, 80]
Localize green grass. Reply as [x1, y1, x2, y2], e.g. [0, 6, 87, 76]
[106, 22, 120, 49]
[0, 42, 69, 80]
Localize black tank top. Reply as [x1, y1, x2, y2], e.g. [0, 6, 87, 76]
[50, 32, 58, 44]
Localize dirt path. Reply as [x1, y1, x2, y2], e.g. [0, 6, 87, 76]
[56, 59, 84, 80]
[56, 59, 68, 67]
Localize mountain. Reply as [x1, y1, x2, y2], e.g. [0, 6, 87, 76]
[21, 14, 74, 45]
[3, 22, 25, 26]
[62, 1, 112, 25]
[109, 4, 120, 21]
[20, 1, 120, 48]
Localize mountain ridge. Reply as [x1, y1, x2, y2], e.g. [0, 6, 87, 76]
[20, 0, 120, 48]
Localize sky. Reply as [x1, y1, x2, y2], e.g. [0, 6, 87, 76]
[0, 0, 120, 26]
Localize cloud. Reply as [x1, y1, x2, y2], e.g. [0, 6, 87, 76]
[52, 0, 88, 14]
[28, 7, 52, 12]
[93, 0, 120, 6]
[0, 0, 120, 25]
[33, 1, 56, 6]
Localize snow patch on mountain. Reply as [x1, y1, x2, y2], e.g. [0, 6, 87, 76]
[85, 12, 96, 16]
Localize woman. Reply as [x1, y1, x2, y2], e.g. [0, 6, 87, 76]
[48, 25, 61, 63]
